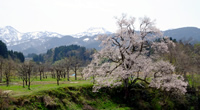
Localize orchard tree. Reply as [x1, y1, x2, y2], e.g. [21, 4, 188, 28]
[53, 60, 65, 85]
[18, 63, 28, 88]
[0, 56, 4, 83]
[64, 58, 71, 81]
[23, 61, 36, 90]
[3, 59, 15, 86]
[38, 63, 45, 80]
[83, 14, 188, 98]
[71, 57, 81, 80]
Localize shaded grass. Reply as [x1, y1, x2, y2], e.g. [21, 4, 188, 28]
[12, 85, 131, 110]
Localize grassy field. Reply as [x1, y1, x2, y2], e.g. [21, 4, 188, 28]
[0, 74, 132, 110]
[1, 73, 200, 109]
[0, 74, 92, 97]
[1, 73, 200, 98]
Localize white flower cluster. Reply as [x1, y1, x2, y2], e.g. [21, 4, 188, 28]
[83, 15, 188, 95]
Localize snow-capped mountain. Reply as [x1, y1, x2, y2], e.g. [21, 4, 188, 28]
[0, 26, 22, 43]
[0, 26, 63, 46]
[2, 26, 199, 56]
[72, 27, 111, 38]
[0, 26, 107, 55]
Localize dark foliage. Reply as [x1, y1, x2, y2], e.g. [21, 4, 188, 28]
[8, 50, 25, 62]
[0, 40, 24, 62]
[33, 44, 95, 65]
[0, 40, 8, 58]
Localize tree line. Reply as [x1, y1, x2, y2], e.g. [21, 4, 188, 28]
[32, 44, 96, 65]
[0, 44, 94, 89]
[0, 40, 24, 62]
[0, 56, 86, 89]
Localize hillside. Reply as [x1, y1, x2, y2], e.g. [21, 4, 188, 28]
[1, 84, 197, 110]
[163, 27, 200, 43]
[0, 26, 108, 55]
[0, 40, 24, 62]
[1, 26, 200, 55]
[32, 44, 95, 64]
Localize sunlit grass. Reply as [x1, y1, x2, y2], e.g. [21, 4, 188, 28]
[0, 75, 92, 97]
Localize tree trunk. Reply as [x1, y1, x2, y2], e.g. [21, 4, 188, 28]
[64, 72, 66, 78]
[56, 70, 60, 86]
[0, 70, 2, 83]
[23, 80, 25, 88]
[0, 63, 3, 83]
[75, 70, 77, 80]
[183, 71, 187, 81]
[28, 73, 31, 90]
[6, 77, 9, 87]
[57, 74, 60, 86]
[67, 69, 70, 81]
[123, 79, 129, 100]
[43, 72, 45, 79]
[57, 78, 59, 86]
[92, 75, 95, 84]
[25, 73, 28, 85]
[40, 71, 42, 80]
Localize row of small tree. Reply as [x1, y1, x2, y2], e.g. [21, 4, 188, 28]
[0, 56, 84, 89]
[52, 57, 83, 85]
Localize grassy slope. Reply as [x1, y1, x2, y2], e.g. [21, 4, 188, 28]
[1, 74, 200, 109]
[3, 85, 131, 110]
[0, 76, 90, 97]
[0, 77, 131, 110]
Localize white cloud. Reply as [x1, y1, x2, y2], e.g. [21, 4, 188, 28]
[0, 0, 199, 35]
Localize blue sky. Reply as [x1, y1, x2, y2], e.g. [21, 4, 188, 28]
[0, 0, 199, 35]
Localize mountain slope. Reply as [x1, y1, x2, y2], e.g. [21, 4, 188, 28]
[163, 27, 200, 42]
[72, 27, 112, 38]
[0, 26, 110, 55]
[0, 26, 63, 47]
[1, 26, 200, 55]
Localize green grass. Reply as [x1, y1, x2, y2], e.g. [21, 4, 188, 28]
[1, 73, 198, 110]
[12, 85, 131, 110]
[187, 74, 200, 88]
[0, 75, 92, 97]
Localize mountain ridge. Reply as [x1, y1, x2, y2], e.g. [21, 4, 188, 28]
[72, 27, 112, 38]
[0, 26, 200, 55]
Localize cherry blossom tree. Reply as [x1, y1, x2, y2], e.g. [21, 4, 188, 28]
[83, 14, 187, 97]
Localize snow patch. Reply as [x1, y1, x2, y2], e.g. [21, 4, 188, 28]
[72, 27, 111, 38]
[83, 38, 89, 42]
[0, 26, 64, 46]
[94, 37, 98, 40]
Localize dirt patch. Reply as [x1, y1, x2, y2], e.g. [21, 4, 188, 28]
[70, 82, 78, 83]
[83, 104, 96, 110]
[3, 90, 13, 94]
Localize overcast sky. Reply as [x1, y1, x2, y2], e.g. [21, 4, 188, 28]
[0, 0, 199, 35]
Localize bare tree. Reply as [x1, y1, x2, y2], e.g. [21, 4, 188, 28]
[3, 60, 15, 86]
[79, 67, 84, 79]
[18, 63, 28, 88]
[49, 66, 55, 78]
[38, 63, 45, 80]
[71, 57, 81, 80]
[22, 61, 36, 90]
[0, 56, 4, 83]
[53, 60, 65, 85]
[64, 58, 71, 81]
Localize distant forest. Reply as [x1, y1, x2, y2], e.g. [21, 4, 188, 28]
[32, 44, 96, 65]
[0, 40, 24, 62]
